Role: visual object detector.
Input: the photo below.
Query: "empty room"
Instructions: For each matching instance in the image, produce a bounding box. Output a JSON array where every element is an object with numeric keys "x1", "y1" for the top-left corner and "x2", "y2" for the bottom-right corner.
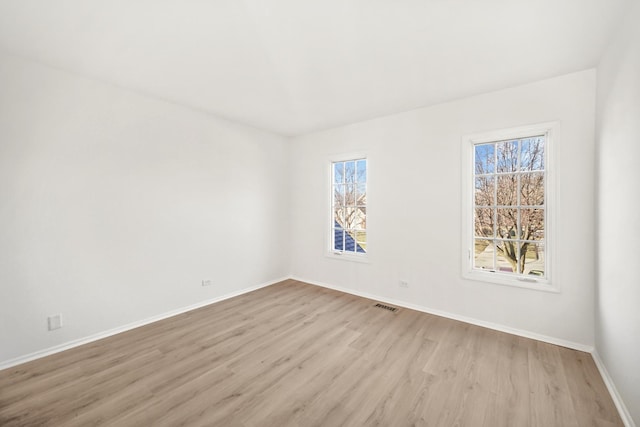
[{"x1": 0, "y1": 0, "x2": 638, "y2": 426}]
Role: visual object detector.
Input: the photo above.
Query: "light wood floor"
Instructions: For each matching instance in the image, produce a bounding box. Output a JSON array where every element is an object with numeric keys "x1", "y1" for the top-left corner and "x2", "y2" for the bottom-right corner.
[{"x1": 0, "y1": 279, "x2": 623, "y2": 426}]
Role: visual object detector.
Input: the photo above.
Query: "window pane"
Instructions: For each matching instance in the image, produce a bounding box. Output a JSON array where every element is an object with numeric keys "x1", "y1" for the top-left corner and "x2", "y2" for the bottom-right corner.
[
  {"x1": 520, "y1": 208, "x2": 544, "y2": 241},
  {"x1": 497, "y1": 140, "x2": 518, "y2": 172},
  {"x1": 343, "y1": 230, "x2": 358, "y2": 252},
  {"x1": 342, "y1": 207, "x2": 356, "y2": 229},
  {"x1": 356, "y1": 159, "x2": 367, "y2": 183},
  {"x1": 496, "y1": 174, "x2": 518, "y2": 206},
  {"x1": 521, "y1": 137, "x2": 544, "y2": 171},
  {"x1": 496, "y1": 240, "x2": 518, "y2": 273},
  {"x1": 333, "y1": 185, "x2": 345, "y2": 207},
  {"x1": 334, "y1": 162, "x2": 345, "y2": 184},
  {"x1": 351, "y1": 207, "x2": 366, "y2": 230},
  {"x1": 520, "y1": 173, "x2": 544, "y2": 206},
  {"x1": 345, "y1": 184, "x2": 356, "y2": 206},
  {"x1": 474, "y1": 176, "x2": 494, "y2": 206},
  {"x1": 521, "y1": 241, "x2": 545, "y2": 276},
  {"x1": 334, "y1": 207, "x2": 344, "y2": 227},
  {"x1": 475, "y1": 144, "x2": 495, "y2": 174},
  {"x1": 345, "y1": 161, "x2": 356, "y2": 183},
  {"x1": 474, "y1": 208, "x2": 494, "y2": 238},
  {"x1": 497, "y1": 208, "x2": 518, "y2": 239},
  {"x1": 354, "y1": 230, "x2": 367, "y2": 253},
  {"x1": 356, "y1": 182, "x2": 367, "y2": 206},
  {"x1": 474, "y1": 239, "x2": 494, "y2": 270},
  {"x1": 333, "y1": 228, "x2": 345, "y2": 251}
]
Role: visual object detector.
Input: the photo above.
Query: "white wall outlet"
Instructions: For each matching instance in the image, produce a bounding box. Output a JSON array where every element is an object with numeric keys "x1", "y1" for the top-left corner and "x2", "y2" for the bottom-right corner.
[
  {"x1": 202, "y1": 280, "x2": 213, "y2": 287},
  {"x1": 48, "y1": 314, "x2": 63, "y2": 331},
  {"x1": 399, "y1": 280, "x2": 409, "y2": 288}
]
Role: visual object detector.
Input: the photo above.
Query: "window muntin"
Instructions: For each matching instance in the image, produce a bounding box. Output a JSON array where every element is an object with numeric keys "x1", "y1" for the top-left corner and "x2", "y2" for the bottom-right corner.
[
  {"x1": 472, "y1": 135, "x2": 546, "y2": 278},
  {"x1": 332, "y1": 158, "x2": 367, "y2": 254}
]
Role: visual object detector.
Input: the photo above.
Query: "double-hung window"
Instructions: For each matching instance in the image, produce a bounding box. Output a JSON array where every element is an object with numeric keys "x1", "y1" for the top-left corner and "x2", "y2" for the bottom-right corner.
[
  {"x1": 331, "y1": 158, "x2": 367, "y2": 258},
  {"x1": 462, "y1": 123, "x2": 556, "y2": 291}
]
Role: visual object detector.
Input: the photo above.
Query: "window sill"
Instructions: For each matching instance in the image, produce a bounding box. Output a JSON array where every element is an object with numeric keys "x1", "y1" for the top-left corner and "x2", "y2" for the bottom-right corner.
[
  {"x1": 325, "y1": 251, "x2": 371, "y2": 264},
  {"x1": 462, "y1": 270, "x2": 559, "y2": 293}
]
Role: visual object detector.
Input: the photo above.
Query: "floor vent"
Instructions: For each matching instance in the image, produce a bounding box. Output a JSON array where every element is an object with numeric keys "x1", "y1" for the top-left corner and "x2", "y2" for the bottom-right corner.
[{"x1": 374, "y1": 303, "x2": 398, "y2": 312}]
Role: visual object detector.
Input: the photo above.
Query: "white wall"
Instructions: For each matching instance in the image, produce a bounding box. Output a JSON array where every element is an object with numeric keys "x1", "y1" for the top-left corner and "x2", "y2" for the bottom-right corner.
[
  {"x1": 0, "y1": 53, "x2": 290, "y2": 365},
  {"x1": 290, "y1": 70, "x2": 597, "y2": 347},
  {"x1": 596, "y1": 0, "x2": 640, "y2": 424}
]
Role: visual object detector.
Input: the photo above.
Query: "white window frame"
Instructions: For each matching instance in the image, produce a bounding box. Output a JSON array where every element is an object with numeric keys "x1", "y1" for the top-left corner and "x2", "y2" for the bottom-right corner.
[
  {"x1": 326, "y1": 153, "x2": 370, "y2": 263},
  {"x1": 461, "y1": 122, "x2": 558, "y2": 292}
]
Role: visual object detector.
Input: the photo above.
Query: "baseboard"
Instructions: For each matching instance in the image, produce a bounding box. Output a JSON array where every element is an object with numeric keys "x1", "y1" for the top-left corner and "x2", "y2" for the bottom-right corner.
[
  {"x1": 0, "y1": 276, "x2": 289, "y2": 371},
  {"x1": 290, "y1": 275, "x2": 594, "y2": 353},
  {"x1": 591, "y1": 350, "x2": 636, "y2": 427}
]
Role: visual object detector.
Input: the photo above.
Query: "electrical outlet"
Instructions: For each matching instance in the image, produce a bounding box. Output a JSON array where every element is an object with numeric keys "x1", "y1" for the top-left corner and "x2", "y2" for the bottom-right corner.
[
  {"x1": 202, "y1": 280, "x2": 213, "y2": 287},
  {"x1": 399, "y1": 280, "x2": 409, "y2": 288},
  {"x1": 48, "y1": 314, "x2": 62, "y2": 331}
]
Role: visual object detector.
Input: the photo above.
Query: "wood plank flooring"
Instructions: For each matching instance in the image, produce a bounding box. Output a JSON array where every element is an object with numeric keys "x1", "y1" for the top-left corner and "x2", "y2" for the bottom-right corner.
[{"x1": 0, "y1": 279, "x2": 623, "y2": 426}]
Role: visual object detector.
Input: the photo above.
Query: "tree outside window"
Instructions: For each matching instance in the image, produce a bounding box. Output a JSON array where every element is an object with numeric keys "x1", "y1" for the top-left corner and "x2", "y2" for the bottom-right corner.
[
  {"x1": 332, "y1": 159, "x2": 367, "y2": 254},
  {"x1": 473, "y1": 136, "x2": 546, "y2": 277}
]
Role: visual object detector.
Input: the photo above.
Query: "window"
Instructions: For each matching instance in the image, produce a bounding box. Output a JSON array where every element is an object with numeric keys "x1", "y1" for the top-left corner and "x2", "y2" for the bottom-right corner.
[
  {"x1": 331, "y1": 158, "x2": 367, "y2": 257},
  {"x1": 462, "y1": 123, "x2": 556, "y2": 290}
]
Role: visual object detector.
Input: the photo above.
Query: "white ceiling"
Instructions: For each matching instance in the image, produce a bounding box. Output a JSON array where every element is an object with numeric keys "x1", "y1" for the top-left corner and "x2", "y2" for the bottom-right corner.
[{"x1": 0, "y1": 0, "x2": 630, "y2": 136}]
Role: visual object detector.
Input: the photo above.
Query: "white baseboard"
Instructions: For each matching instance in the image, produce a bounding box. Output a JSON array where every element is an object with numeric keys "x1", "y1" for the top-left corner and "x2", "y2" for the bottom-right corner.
[
  {"x1": 591, "y1": 351, "x2": 636, "y2": 427},
  {"x1": 0, "y1": 276, "x2": 289, "y2": 371},
  {"x1": 290, "y1": 275, "x2": 594, "y2": 353}
]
